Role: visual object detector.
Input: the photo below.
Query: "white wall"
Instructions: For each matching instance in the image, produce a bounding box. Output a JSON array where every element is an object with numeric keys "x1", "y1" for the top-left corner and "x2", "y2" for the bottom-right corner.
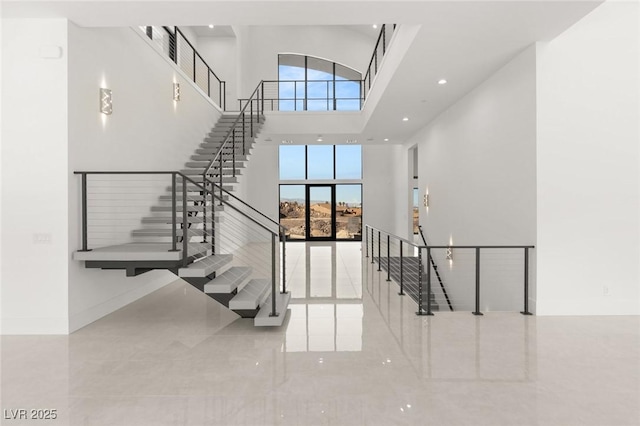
[
  {"x1": 66, "y1": 24, "x2": 222, "y2": 332},
  {"x1": 237, "y1": 26, "x2": 375, "y2": 97},
  {"x1": 1, "y1": 19, "x2": 70, "y2": 334},
  {"x1": 1, "y1": 21, "x2": 221, "y2": 334},
  {"x1": 536, "y1": 1, "x2": 639, "y2": 315},
  {"x1": 407, "y1": 46, "x2": 538, "y2": 312},
  {"x1": 197, "y1": 36, "x2": 238, "y2": 110}
]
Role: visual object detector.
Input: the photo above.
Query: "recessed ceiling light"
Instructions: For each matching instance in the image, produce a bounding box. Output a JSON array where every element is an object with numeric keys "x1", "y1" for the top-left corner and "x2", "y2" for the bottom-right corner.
[
  {"x1": 402, "y1": 117, "x2": 409, "y2": 122},
  {"x1": 438, "y1": 79, "x2": 448, "y2": 85},
  {"x1": 346, "y1": 139, "x2": 358, "y2": 144},
  {"x1": 281, "y1": 140, "x2": 293, "y2": 144},
  {"x1": 384, "y1": 138, "x2": 389, "y2": 142},
  {"x1": 373, "y1": 24, "x2": 378, "y2": 29},
  {"x1": 317, "y1": 138, "x2": 323, "y2": 142},
  {"x1": 208, "y1": 24, "x2": 214, "y2": 29}
]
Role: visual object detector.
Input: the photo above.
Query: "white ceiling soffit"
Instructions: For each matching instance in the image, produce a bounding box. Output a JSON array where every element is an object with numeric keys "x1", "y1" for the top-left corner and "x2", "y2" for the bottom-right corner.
[{"x1": 0, "y1": 1, "x2": 602, "y2": 27}]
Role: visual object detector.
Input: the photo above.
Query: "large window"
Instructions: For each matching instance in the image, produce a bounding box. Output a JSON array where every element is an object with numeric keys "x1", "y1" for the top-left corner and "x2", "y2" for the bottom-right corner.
[
  {"x1": 278, "y1": 54, "x2": 362, "y2": 111},
  {"x1": 279, "y1": 145, "x2": 362, "y2": 181},
  {"x1": 279, "y1": 145, "x2": 362, "y2": 240}
]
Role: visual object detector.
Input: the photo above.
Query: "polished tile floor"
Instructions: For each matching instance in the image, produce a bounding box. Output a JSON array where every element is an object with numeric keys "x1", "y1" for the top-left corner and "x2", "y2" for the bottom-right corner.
[{"x1": 2, "y1": 242, "x2": 639, "y2": 425}]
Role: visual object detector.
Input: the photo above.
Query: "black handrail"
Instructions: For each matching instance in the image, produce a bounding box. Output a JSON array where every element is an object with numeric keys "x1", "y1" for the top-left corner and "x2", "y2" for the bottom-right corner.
[
  {"x1": 203, "y1": 81, "x2": 263, "y2": 211},
  {"x1": 205, "y1": 177, "x2": 284, "y2": 233},
  {"x1": 365, "y1": 224, "x2": 534, "y2": 316},
  {"x1": 418, "y1": 225, "x2": 453, "y2": 312}
]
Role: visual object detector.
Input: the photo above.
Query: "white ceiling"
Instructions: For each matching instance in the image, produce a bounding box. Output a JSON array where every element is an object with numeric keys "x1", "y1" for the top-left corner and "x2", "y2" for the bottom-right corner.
[
  {"x1": 191, "y1": 25, "x2": 236, "y2": 38},
  {"x1": 3, "y1": 0, "x2": 602, "y2": 145}
]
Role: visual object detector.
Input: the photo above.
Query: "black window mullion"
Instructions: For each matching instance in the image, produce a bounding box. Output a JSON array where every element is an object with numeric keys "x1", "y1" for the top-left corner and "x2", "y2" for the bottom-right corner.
[{"x1": 305, "y1": 145, "x2": 308, "y2": 180}]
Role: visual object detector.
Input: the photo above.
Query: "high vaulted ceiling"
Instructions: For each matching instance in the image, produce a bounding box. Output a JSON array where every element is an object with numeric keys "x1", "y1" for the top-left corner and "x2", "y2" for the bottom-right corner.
[{"x1": 3, "y1": 0, "x2": 603, "y2": 145}]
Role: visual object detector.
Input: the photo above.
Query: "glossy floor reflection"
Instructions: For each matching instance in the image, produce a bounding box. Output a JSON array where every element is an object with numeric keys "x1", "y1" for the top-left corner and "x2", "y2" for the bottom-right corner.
[{"x1": 2, "y1": 242, "x2": 639, "y2": 425}]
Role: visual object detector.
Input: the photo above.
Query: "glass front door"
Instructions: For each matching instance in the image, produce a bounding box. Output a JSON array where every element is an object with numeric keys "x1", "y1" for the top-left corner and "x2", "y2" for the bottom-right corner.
[
  {"x1": 307, "y1": 185, "x2": 335, "y2": 239},
  {"x1": 280, "y1": 184, "x2": 362, "y2": 241}
]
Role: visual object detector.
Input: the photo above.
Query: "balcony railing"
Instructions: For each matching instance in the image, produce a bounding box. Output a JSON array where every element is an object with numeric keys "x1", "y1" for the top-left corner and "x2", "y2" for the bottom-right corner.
[{"x1": 140, "y1": 26, "x2": 226, "y2": 110}]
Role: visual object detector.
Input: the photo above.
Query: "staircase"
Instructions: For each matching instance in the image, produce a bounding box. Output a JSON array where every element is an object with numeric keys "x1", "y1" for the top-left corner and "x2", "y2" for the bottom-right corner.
[{"x1": 74, "y1": 84, "x2": 291, "y2": 327}]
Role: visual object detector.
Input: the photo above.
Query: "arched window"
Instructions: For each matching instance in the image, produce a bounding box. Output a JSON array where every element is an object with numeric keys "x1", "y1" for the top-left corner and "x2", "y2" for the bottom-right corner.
[{"x1": 277, "y1": 54, "x2": 363, "y2": 111}]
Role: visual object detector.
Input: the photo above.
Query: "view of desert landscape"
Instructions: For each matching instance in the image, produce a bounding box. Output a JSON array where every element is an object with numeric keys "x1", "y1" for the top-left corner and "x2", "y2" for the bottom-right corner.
[{"x1": 280, "y1": 200, "x2": 362, "y2": 240}]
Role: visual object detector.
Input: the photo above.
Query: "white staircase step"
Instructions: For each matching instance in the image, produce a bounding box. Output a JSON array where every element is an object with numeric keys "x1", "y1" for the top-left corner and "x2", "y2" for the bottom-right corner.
[
  {"x1": 151, "y1": 205, "x2": 224, "y2": 212},
  {"x1": 229, "y1": 279, "x2": 271, "y2": 310},
  {"x1": 204, "y1": 266, "x2": 252, "y2": 294},
  {"x1": 73, "y1": 242, "x2": 208, "y2": 262},
  {"x1": 165, "y1": 184, "x2": 234, "y2": 192},
  {"x1": 178, "y1": 254, "x2": 233, "y2": 278},
  {"x1": 132, "y1": 228, "x2": 205, "y2": 237},
  {"x1": 142, "y1": 216, "x2": 204, "y2": 224},
  {"x1": 255, "y1": 292, "x2": 291, "y2": 327}
]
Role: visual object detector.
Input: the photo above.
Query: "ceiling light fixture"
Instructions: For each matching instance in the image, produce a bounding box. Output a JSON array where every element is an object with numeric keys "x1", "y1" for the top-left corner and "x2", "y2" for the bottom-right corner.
[
  {"x1": 402, "y1": 117, "x2": 409, "y2": 122},
  {"x1": 317, "y1": 138, "x2": 323, "y2": 142},
  {"x1": 438, "y1": 79, "x2": 448, "y2": 85},
  {"x1": 208, "y1": 24, "x2": 214, "y2": 29},
  {"x1": 384, "y1": 138, "x2": 389, "y2": 142},
  {"x1": 373, "y1": 24, "x2": 378, "y2": 29}
]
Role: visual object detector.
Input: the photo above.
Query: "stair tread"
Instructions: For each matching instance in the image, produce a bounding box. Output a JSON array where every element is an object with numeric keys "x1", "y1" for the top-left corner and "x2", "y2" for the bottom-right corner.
[
  {"x1": 229, "y1": 279, "x2": 272, "y2": 310},
  {"x1": 255, "y1": 292, "x2": 291, "y2": 326},
  {"x1": 178, "y1": 254, "x2": 233, "y2": 278},
  {"x1": 204, "y1": 266, "x2": 253, "y2": 294},
  {"x1": 132, "y1": 228, "x2": 205, "y2": 237}
]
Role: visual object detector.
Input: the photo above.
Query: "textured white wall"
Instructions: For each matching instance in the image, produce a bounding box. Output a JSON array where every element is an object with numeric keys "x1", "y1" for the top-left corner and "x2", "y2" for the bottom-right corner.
[
  {"x1": 197, "y1": 36, "x2": 238, "y2": 110},
  {"x1": 237, "y1": 25, "x2": 375, "y2": 97},
  {"x1": 536, "y1": 1, "x2": 640, "y2": 315},
  {"x1": 66, "y1": 25, "x2": 222, "y2": 332},
  {"x1": 407, "y1": 46, "x2": 538, "y2": 312},
  {"x1": 1, "y1": 19, "x2": 70, "y2": 334}
]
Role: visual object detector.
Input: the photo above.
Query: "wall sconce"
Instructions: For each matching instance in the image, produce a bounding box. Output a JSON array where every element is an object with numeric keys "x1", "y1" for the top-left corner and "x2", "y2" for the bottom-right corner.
[
  {"x1": 446, "y1": 246, "x2": 453, "y2": 261},
  {"x1": 99, "y1": 88, "x2": 112, "y2": 115},
  {"x1": 173, "y1": 83, "x2": 181, "y2": 101},
  {"x1": 423, "y1": 193, "x2": 429, "y2": 207}
]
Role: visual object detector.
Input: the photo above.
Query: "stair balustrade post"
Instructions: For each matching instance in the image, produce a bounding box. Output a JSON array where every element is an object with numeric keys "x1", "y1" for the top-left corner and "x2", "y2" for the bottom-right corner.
[
  {"x1": 202, "y1": 177, "x2": 207, "y2": 243},
  {"x1": 192, "y1": 48, "x2": 196, "y2": 83},
  {"x1": 219, "y1": 153, "x2": 223, "y2": 206},
  {"x1": 399, "y1": 241, "x2": 404, "y2": 295},
  {"x1": 80, "y1": 173, "x2": 91, "y2": 252},
  {"x1": 232, "y1": 131, "x2": 236, "y2": 177},
  {"x1": 386, "y1": 235, "x2": 391, "y2": 282},
  {"x1": 250, "y1": 100, "x2": 254, "y2": 138},
  {"x1": 170, "y1": 173, "x2": 178, "y2": 251},
  {"x1": 242, "y1": 113, "x2": 246, "y2": 156},
  {"x1": 281, "y1": 228, "x2": 286, "y2": 294},
  {"x1": 210, "y1": 183, "x2": 215, "y2": 255},
  {"x1": 521, "y1": 247, "x2": 533, "y2": 315},
  {"x1": 261, "y1": 81, "x2": 265, "y2": 113},
  {"x1": 416, "y1": 247, "x2": 424, "y2": 315},
  {"x1": 382, "y1": 24, "x2": 386, "y2": 55},
  {"x1": 370, "y1": 227, "x2": 375, "y2": 264},
  {"x1": 425, "y1": 247, "x2": 434, "y2": 315},
  {"x1": 270, "y1": 233, "x2": 279, "y2": 317},
  {"x1": 365, "y1": 225, "x2": 369, "y2": 258},
  {"x1": 377, "y1": 231, "x2": 382, "y2": 271},
  {"x1": 182, "y1": 177, "x2": 188, "y2": 267},
  {"x1": 473, "y1": 247, "x2": 483, "y2": 316}
]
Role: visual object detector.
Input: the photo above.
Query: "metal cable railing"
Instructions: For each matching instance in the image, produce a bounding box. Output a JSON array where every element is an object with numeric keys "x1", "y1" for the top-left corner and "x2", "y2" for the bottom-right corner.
[
  {"x1": 75, "y1": 171, "x2": 287, "y2": 317},
  {"x1": 365, "y1": 224, "x2": 534, "y2": 316},
  {"x1": 240, "y1": 80, "x2": 364, "y2": 112},
  {"x1": 238, "y1": 24, "x2": 396, "y2": 112},
  {"x1": 139, "y1": 26, "x2": 226, "y2": 110}
]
